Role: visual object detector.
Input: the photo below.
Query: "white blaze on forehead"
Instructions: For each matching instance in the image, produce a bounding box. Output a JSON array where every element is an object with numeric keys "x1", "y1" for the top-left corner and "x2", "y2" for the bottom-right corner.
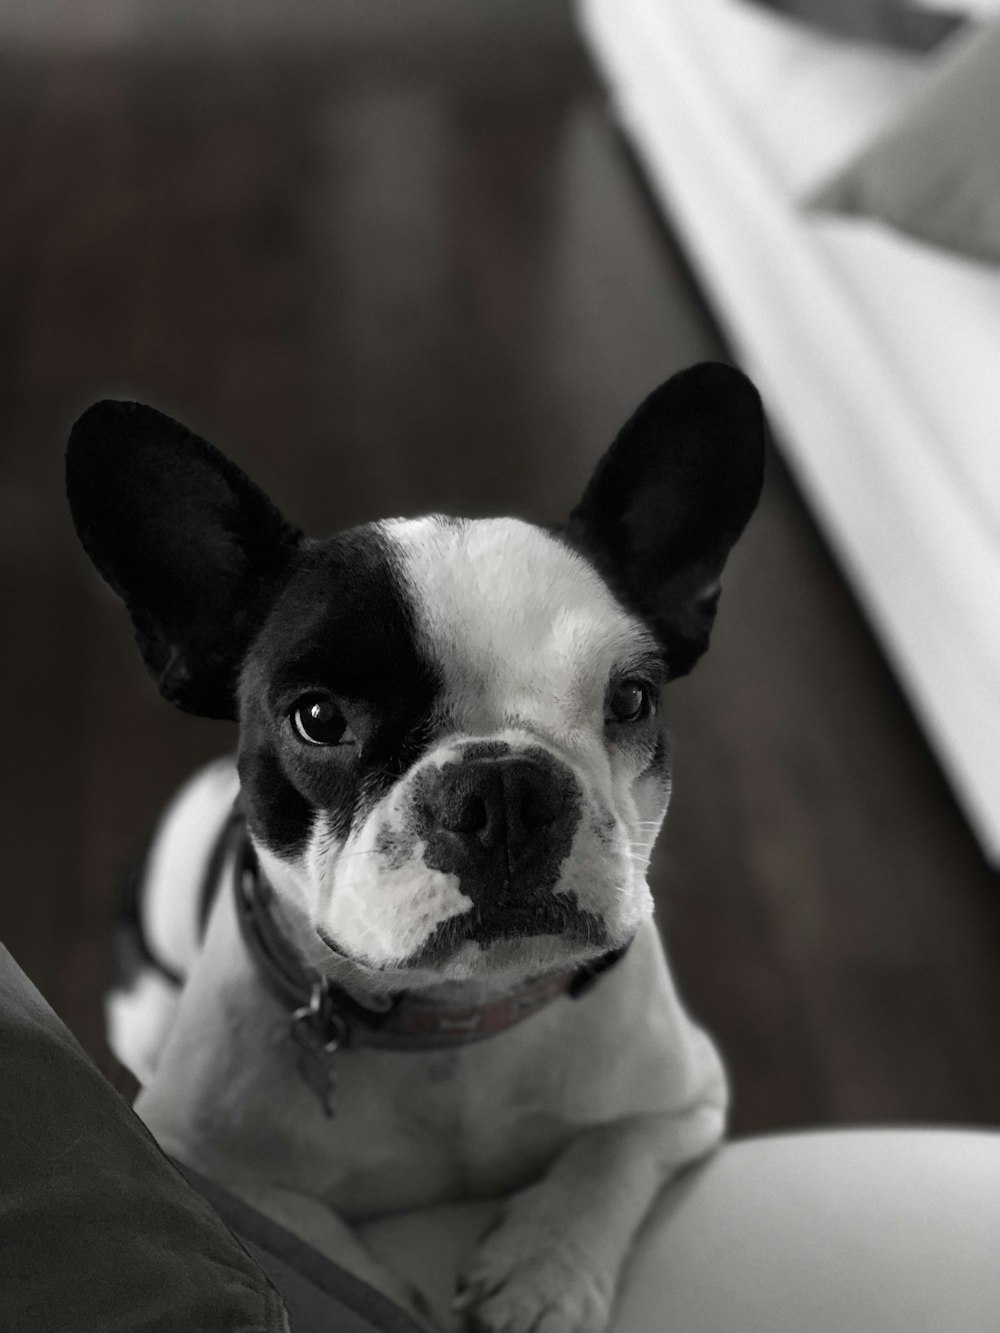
[{"x1": 384, "y1": 517, "x2": 654, "y2": 734}]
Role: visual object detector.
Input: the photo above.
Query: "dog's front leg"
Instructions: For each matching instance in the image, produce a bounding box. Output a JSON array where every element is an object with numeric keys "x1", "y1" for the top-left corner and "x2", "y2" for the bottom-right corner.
[{"x1": 455, "y1": 1105, "x2": 724, "y2": 1333}]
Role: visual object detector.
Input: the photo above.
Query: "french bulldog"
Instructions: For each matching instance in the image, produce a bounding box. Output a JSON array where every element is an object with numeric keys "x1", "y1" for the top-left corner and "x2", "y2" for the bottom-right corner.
[{"x1": 66, "y1": 361, "x2": 764, "y2": 1332}]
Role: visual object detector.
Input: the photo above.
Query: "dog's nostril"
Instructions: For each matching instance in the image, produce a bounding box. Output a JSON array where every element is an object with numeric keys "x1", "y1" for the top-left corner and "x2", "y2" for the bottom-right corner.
[
  {"x1": 426, "y1": 754, "x2": 572, "y2": 848},
  {"x1": 441, "y1": 793, "x2": 488, "y2": 834}
]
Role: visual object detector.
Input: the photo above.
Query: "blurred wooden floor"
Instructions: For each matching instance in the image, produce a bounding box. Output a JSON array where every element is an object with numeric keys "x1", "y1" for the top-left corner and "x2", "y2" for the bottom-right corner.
[{"x1": 1, "y1": 11, "x2": 998, "y2": 1136}]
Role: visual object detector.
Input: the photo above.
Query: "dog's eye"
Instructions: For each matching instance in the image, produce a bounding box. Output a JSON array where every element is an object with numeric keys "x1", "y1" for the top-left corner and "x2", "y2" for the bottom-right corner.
[
  {"x1": 607, "y1": 679, "x2": 650, "y2": 724},
  {"x1": 291, "y1": 697, "x2": 355, "y2": 747}
]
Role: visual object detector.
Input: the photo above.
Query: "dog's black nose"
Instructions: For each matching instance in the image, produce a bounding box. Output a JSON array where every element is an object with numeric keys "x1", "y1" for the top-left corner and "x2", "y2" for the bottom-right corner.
[{"x1": 432, "y1": 755, "x2": 568, "y2": 849}]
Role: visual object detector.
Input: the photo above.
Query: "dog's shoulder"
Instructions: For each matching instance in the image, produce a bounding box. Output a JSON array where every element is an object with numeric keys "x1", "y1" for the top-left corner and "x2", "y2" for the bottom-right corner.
[{"x1": 477, "y1": 918, "x2": 725, "y2": 1121}]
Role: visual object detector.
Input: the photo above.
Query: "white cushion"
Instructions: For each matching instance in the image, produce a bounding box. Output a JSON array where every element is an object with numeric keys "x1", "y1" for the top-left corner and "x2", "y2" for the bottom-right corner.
[
  {"x1": 578, "y1": 0, "x2": 1000, "y2": 860},
  {"x1": 361, "y1": 1130, "x2": 1000, "y2": 1331}
]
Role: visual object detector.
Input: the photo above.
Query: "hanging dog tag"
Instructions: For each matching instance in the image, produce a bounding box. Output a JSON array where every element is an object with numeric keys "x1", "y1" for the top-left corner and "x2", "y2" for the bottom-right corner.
[{"x1": 291, "y1": 983, "x2": 347, "y2": 1118}]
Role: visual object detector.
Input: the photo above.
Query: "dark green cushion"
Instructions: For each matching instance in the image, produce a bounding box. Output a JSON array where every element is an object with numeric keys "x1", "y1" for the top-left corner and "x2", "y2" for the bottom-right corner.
[{"x1": 0, "y1": 943, "x2": 287, "y2": 1333}]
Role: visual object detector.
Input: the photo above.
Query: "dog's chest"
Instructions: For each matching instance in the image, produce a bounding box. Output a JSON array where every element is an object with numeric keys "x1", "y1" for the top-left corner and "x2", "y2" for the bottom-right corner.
[
  {"x1": 148, "y1": 1016, "x2": 592, "y2": 1220},
  {"x1": 137, "y1": 899, "x2": 598, "y2": 1219},
  {"x1": 288, "y1": 1037, "x2": 583, "y2": 1218},
  {"x1": 137, "y1": 881, "x2": 714, "y2": 1222}
]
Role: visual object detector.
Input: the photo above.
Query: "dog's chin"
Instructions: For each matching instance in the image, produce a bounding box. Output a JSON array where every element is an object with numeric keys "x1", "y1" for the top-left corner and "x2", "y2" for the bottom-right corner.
[{"x1": 316, "y1": 919, "x2": 631, "y2": 995}]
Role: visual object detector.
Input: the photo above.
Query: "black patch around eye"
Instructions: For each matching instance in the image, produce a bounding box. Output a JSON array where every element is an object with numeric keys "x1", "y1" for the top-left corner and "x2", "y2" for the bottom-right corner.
[
  {"x1": 237, "y1": 523, "x2": 442, "y2": 851},
  {"x1": 239, "y1": 747, "x2": 316, "y2": 857}
]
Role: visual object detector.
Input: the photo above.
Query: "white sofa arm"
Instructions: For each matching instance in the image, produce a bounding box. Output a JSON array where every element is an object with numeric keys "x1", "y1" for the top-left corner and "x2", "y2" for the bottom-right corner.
[{"x1": 361, "y1": 1130, "x2": 1000, "y2": 1332}]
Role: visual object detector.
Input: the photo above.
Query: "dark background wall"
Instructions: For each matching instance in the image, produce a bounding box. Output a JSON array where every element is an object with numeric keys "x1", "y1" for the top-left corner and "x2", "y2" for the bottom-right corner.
[{"x1": 1, "y1": 2, "x2": 998, "y2": 1133}]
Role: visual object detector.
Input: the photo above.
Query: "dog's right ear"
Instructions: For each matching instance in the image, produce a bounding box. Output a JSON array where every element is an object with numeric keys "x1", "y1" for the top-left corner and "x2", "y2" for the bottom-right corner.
[
  {"x1": 565, "y1": 363, "x2": 765, "y2": 679},
  {"x1": 67, "y1": 401, "x2": 302, "y2": 719}
]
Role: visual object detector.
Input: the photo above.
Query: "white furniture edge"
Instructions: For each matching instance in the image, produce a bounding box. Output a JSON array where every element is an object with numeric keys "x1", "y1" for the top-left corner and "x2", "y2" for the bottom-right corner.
[
  {"x1": 577, "y1": 0, "x2": 1000, "y2": 863},
  {"x1": 362, "y1": 1129, "x2": 1000, "y2": 1331}
]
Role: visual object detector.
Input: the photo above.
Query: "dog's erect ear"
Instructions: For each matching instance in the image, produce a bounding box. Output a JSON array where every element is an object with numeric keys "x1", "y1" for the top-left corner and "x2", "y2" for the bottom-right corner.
[
  {"x1": 566, "y1": 363, "x2": 765, "y2": 679},
  {"x1": 67, "y1": 401, "x2": 302, "y2": 718}
]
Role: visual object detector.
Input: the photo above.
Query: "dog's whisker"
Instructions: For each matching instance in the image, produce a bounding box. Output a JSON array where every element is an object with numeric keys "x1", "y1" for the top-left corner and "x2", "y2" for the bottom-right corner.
[{"x1": 331, "y1": 848, "x2": 381, "y2": 863}]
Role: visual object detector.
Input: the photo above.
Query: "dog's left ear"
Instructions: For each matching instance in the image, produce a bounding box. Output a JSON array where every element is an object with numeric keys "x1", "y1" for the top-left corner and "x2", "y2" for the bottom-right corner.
[
  {"x1": 566, "y1": 362, "x2": 765, "y2": 679},
  {"x1": 66, "y1": 400, "x2": 302, "y2": 718}
]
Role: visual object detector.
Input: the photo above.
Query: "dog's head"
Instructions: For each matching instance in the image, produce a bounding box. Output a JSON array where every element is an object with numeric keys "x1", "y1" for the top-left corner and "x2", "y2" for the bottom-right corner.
[{"x1": 67, "y1": 364, "x2": 764, "y2": 989}]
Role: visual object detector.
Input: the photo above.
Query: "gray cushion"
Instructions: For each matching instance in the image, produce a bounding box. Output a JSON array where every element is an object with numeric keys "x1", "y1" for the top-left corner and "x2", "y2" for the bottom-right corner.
[
  {"x1": 808, "y1": 22, "x2": 1000, "y2": 263},
  {"x1": 0, "y1": 942, "x2": 287, "y2": 1333}
]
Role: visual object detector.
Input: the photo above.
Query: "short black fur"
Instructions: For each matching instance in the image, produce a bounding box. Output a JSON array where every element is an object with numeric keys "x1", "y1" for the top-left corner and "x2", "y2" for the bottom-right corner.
[
  {"x1": 237, "y1": 526, "x2": 441, "y2": 858},
  {"x1": 66, "y1": 401, "x2": 302, "y2": 718},
  {"x1": 565, "y1": 362, "x2": 765, "y2": 678}
]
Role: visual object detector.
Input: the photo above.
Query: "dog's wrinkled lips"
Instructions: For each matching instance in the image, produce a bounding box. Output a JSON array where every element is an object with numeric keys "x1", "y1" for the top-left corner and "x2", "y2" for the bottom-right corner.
[{"x1": 412, "y1": 895, "x2": 609, "y2": 963}]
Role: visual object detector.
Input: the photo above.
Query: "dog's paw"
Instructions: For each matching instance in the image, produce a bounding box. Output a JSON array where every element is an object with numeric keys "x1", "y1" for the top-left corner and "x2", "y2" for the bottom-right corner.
[{"x1": 454, "y1": 1215, "x2": 613, "y2": 1333}]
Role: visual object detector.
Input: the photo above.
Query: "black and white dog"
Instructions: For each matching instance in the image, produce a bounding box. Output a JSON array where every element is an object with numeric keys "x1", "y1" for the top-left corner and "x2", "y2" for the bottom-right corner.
[{"x1": 67, "y1": 362, "x2": 764, "y2": 1332}]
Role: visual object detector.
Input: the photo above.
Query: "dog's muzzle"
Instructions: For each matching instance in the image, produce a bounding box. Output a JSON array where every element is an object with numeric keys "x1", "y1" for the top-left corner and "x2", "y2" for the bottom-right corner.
[{"x1": 412, "y1": 743, "x2": 587, "y2": 942}]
